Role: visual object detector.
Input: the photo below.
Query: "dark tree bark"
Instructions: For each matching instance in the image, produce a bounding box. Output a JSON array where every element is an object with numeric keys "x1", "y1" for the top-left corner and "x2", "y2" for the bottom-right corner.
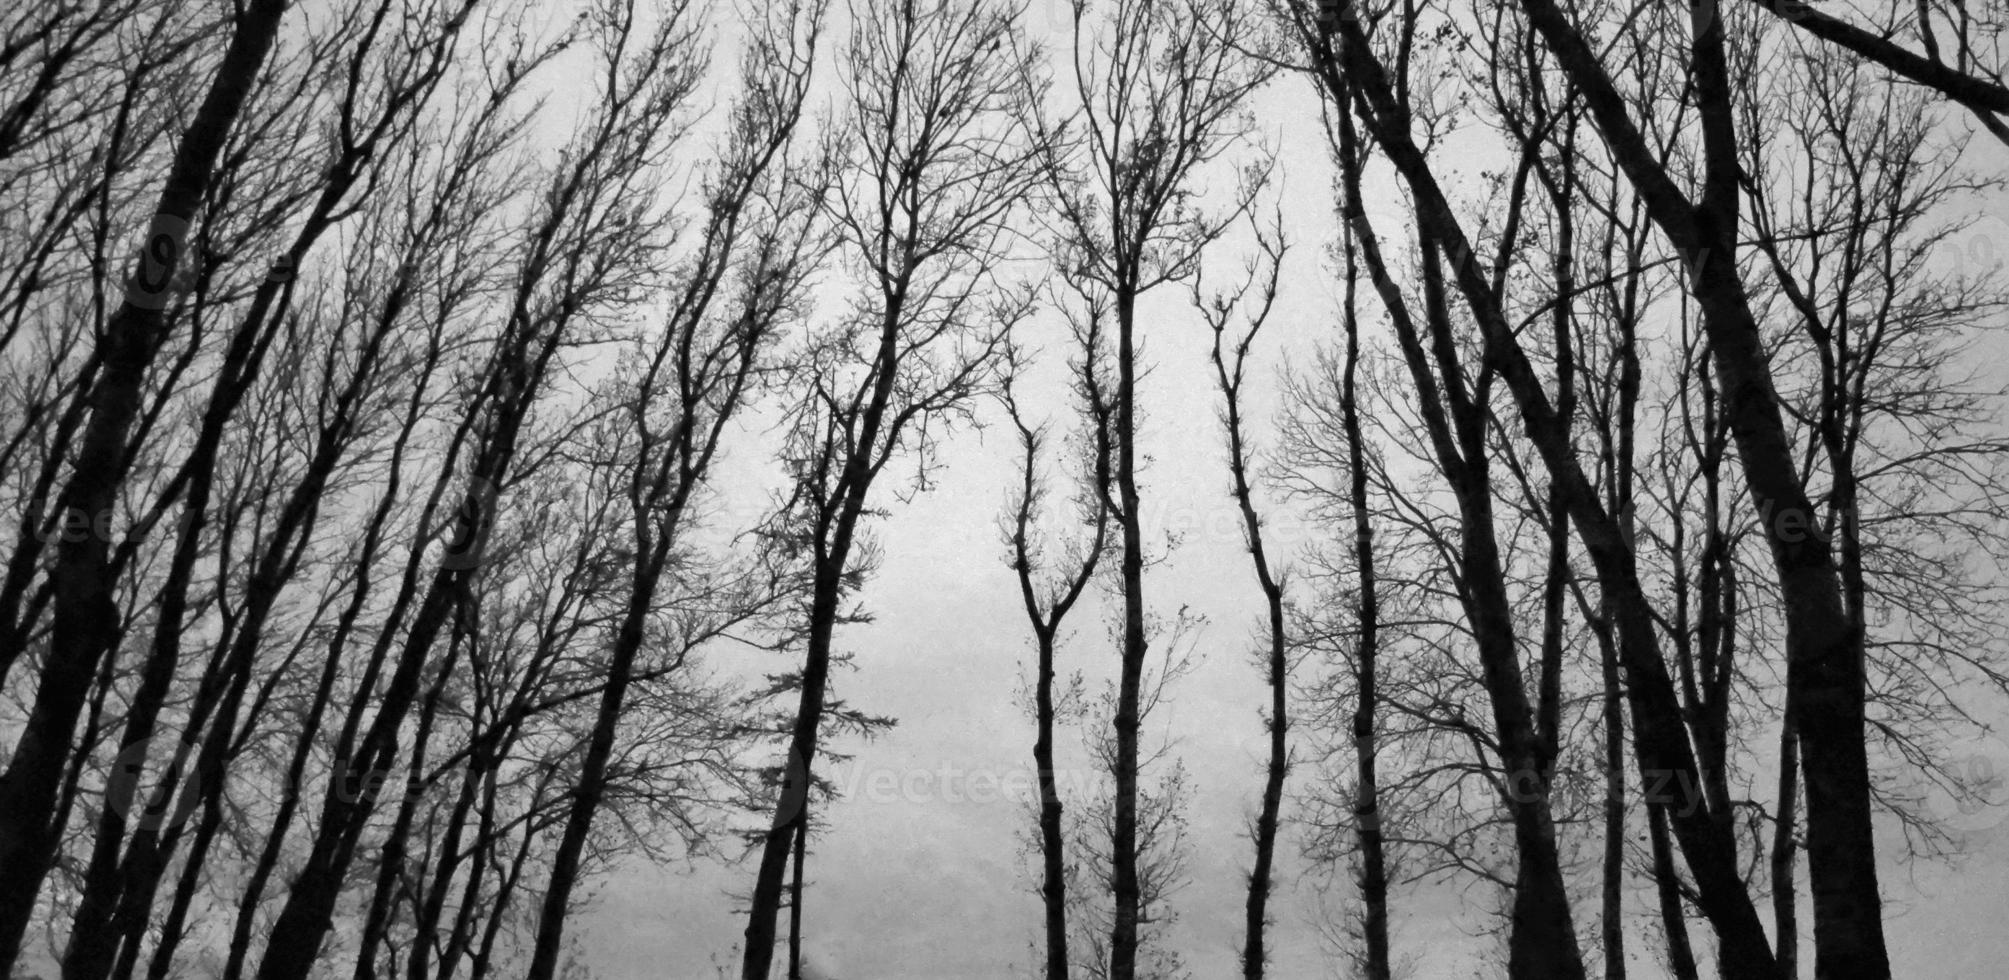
[
  {"x1": 1742, "y1": 0, "x2": 2009, "y2": 129},
  {"x1": 1648, "y1": 801, "x2": 1702, "y2": 980},
  {"x1": 787, "y1": 814, "x2": 807, "y2": 980},
  {"x1": 1773, "y1": 716, "x2": 1801, "y2": 980},
  {"x1": 1334, "y1": 177, "x2": 1391, "y2": 980}
]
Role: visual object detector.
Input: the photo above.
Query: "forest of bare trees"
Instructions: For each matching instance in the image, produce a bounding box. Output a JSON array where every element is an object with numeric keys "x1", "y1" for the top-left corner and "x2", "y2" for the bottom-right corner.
[{"x1": 1, "y1": 0, "x2": 2006, "y2": 977}]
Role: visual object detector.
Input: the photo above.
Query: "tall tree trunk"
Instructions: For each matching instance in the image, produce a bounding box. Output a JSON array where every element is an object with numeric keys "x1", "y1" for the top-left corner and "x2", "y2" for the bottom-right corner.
[
  {"x1": 524, "y1": 553, "x2": 670, "y2": 980},
  {"x1": 741, "y1": 4, "x2": 1031, "y2": 968},
  {"x1": 1108, "y1": 285, "x2": 1146, "y2": 980},
  {"x1": 1648, "y1": 801, "x2": 1701, "y2": 980},
  {"x1": 744, "y1": 579, "x2": 839, "y2": 979},
  {"x1": 71, "y1": 171, "x2": 399, "y2": 980},
  {"x1": 1202, "y1": 218, "x2": 1291, "y2": 980},
  {"x1": 1240, "y1": 575, "x2": 1288, "y2": 980},
  {"x1": 352, "y1": 620, "x2": 470, "y2": 980},
  {"x1": 254, "y1": 484, "x2": 497, "y2": 980},
  {"x1": 1600, "y1": 194, "x2": 1635, "y2": 980},
  {"x1": 788, "y1": 814, "x2": 807, "y2": 980},
  {"x1": 526, "y1": 12, "x2": 809, "y2": 960},
  {"x1": 223, "y1": 355, "x2": 439, "y2": 980},
  {"x1": 1773, "y1": 717, "x2": 1800, "y2": 980},
  {"x1": 1336, "y1": 208, "x2": 1390, "y2": 980},
  {"x1": 1599, "y1": 603, "x2": 1627, "y2": 980},
  {"x1": 256, "y1": 322, "x2": 549, "y2": 976},
  {"x1": 1004, "y1": 362, "x2": 1106, "y2": 980},
  {"x1": 1033, "y1": 623, "x2": 1070, "y2": 980},
  {"x1": 253, "y1": 14, "x2": 685, "y2": 955},
  {"x1": 745, "y1": 310, "x2": 906, "y2": 976}
]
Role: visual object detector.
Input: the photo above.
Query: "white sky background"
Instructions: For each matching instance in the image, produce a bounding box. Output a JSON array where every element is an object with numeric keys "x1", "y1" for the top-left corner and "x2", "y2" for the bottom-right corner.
[{"x1": 510, "y1": 1, "x2": 2009, "y2": 977}]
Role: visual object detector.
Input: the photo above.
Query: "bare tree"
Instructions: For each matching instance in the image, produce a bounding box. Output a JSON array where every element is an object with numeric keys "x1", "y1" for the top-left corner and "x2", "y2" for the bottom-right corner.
[
  {"x1": 521, "y1": 4, "x2": 828, "y2": 976},
  {"x1": 738, "y1": 0, "x2": 1045, "y2": 974},
  {"x1": 249, "y1": 3, "x2": 709, "y2": 973},
  {"x1": 1497, "y1": 1, "x2": 1992, "y2": 970},
  {"x1": 1287, "y1": 8, "x2": 1592, "y2": 974},
  {"x1": 1279, "y1": 181, "x2": 1393, "y2": 979},
  {"x1": 1032, "y1": 1, "x2": 1268, "y2": 975},
  {"x1": 0, "y1": 0, "x2": 293, "y2": 966},
  {"x1": 1063, "y1": 630, "x2": 1199, "y2": 980},
  {"x1": 46, "y1": 7, "x2": 491, "y2": 976},
  {"x1": 1189, "y1": 212, "x2": 1297, "y2": 980},
  {"x1": 1001, "y1": 308, "x2": 1114, "y2": 980}
]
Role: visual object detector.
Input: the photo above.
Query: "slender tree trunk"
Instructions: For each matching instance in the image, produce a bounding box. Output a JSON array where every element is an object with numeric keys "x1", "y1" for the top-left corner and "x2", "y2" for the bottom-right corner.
[
  {"x1": 256, "y1": 66, "x2": 641, "y2": 965},
  {"x1": 403, "y1": 731, "x2": 485, "y2": 980},
  {"x1": 743, "y1": 4, "x2": 1029, "y2": 966},
  {"x1": 254, "y1": 352, "x2": 538, "y2": 975},
  {"x1": 1109, "y1": 286, "x2": 1146, "y2": 980},
  {"x1": 468, "y1": 778, "x2": 543, "y2": 980},
  {"x1": 788, "y1": 813, "x2": 806, "y2": 980},
  {"x1": 526, "y1": 15, "x2": 806, "y2": 959},
  {"x1": 742, "y1": 324, "x2": 901, "y2": 978},
  {"x1": 134, "y1": 775, "x2": 225, "y2": 980},
  {"x1": 255, "y1": 544, "x2": 471, "y2": 978},
  {"x1": 1336, "y1": 210, "x2": 1390, "y2": 980},
  {"x1": 71, "y1": 210, "x2": 381, "y2": 980},
  {"x1": 1599, "y1": 606, "x2": 1627, "y2": 980},
  {"x1": 1205, "y1": 225, "x2": 1291, "y2": 980},
  {"x1": 431, "y1": 754, "x2": 502, "y2": 980},
  {"x1": 1034, "y1": 626, "x2": 1070, "y2": 980},
  {"x1": 744, "y1": 577, "x2": 840, "y2": 980},
  {"x1": 1241, "y1": 601, "x2": 1289, "y2": 980},
  {"x1": 1648, "y1": 801, "x2": 1701, "y2": 980},
  {"x1": 116, "y1": 588, "x2": 328, "y2": 976},
  {"x1": 746, "y1": 377, "x2": 899, "y2": 977},
  {"x1": 1601, "y1": 198, "x2": 1634, "y2": 980},
  {"x1": 1773, "y1": 717, "x2": 1800, "y2": 980},
  {"x1": 353, "y1": 620, "x2": 471, "y2": 979},
  {"x1": 63, "y1": 14, "x2": 444, "y2": 945},
  {"x1": 1005, "y1": 369, "x2": 1104, "y2": 980},
  {"x1": 223, "y1": 365, "x2": 434, "y2": 979},
  {"x1": 1429, "y1": 243, "x2": 1583, "y2": 980},
  {"x1": 524, "y1": 553, "x2": 669, "y2": 980}
]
